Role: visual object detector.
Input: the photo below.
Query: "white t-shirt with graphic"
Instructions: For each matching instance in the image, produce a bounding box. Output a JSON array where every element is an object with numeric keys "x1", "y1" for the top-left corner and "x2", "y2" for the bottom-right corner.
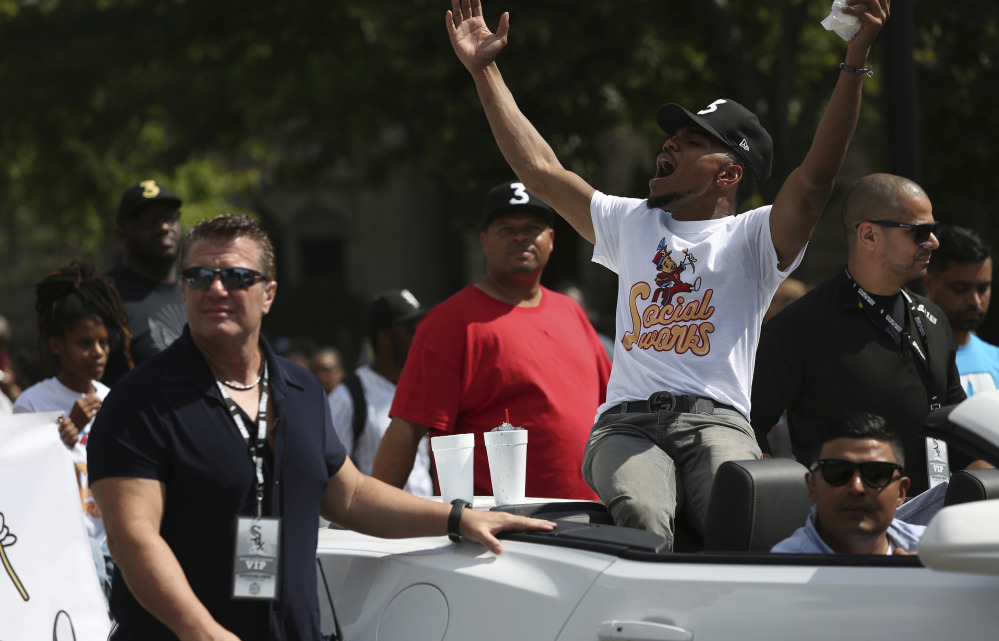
[
  {"x1": 591, "y1": 191, "x2": 803, "y2": 419},
  {"x1": 13, "y1": 376, "x2": 110, "y2": 542}
]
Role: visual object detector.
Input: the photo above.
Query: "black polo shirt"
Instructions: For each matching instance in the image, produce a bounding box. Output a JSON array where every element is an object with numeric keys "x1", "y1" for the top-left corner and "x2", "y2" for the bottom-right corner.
[
  {"x1": 89, "y1": 326, "x2": 347, "y2": 640},
  {"x1": 751, "y1": 267, "x2": 967, "y2": 494}
]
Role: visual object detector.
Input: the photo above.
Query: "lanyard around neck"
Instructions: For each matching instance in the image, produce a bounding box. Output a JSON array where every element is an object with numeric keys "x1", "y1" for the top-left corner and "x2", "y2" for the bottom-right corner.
[
  {"x1": 844, "y1": 266, "x2": 930, "y2": 361},
  {"x1": 215, "y1": 361, "x2": 270, "y2": 518},
  {"x1": 844, "y1": 266, "x2": 939, "y2": 409}
]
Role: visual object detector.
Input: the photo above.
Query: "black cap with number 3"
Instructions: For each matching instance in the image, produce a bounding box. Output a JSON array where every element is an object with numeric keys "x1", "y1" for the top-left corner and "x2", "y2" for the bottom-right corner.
[
  {"x1": 116, "y1": 180, "x2": 182, "y2": 226},
  {"x1": 481, "y1": 181, "x2": 556, "y2": 231}
]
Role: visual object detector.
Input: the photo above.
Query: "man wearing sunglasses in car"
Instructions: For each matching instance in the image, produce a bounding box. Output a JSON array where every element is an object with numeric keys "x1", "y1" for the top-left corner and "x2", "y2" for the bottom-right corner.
[
  {"x1": 772, "y1": 412, "x2": 924, "y2": 555},
  {"x1": 752, "y1": 173, "x2": 970, "y2": 497},
  {"x1": 88, "y1": 214, "x2": 555, "y2": 641}
]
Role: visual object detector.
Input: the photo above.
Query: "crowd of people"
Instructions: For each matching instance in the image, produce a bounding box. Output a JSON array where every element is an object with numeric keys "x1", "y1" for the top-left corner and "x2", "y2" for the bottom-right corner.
[{"x1": 2, "y1": 0, "x2": 997, "y2": 638}]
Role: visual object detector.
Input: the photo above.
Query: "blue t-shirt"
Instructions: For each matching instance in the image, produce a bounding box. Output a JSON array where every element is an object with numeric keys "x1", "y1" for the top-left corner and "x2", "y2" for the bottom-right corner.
[{"x1": 956, "y1": 333, "x2": 999, "y2": 396}]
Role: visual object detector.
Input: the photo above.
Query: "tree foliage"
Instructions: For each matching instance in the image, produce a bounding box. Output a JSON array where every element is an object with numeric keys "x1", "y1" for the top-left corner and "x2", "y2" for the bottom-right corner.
[
  {"x1": 913, "y1": 0, "x2": 998, "y2": 231},
  {"x1": 0, "y1": 0, "x2": 995, "y2": 291}
]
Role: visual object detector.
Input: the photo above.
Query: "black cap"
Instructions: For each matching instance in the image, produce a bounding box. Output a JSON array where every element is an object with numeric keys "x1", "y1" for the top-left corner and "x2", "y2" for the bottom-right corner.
[
  {"x1": 656, "y1": 99, "x2": 773, "y2": 186},
  {"x1": 366, "y1": 288, "x2": 426, "y2": 335},
  {"x1": 481, "y1": 181, "x2": 555, "y2": 230},
  {"x1": 116, "y1": 180, "x2": 182, "y2": 226}
]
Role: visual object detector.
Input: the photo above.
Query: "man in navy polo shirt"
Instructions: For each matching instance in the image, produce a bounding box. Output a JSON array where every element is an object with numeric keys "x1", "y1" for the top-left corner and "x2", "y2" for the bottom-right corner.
[{"x1": 89, "y1": 214, "x2": 553, "y2": 640}]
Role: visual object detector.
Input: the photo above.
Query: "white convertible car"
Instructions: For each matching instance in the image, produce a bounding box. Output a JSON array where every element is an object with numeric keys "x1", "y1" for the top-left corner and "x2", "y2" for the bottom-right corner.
[{"x1": 316, "y1": 392, "x2": 999, "y2": 641}]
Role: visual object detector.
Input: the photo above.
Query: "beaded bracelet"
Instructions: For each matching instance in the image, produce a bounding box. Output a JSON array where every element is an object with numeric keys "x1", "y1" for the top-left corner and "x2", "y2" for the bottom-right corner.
[{"x1": 839, "y1": 62, "x2": 874, "y2": 78}]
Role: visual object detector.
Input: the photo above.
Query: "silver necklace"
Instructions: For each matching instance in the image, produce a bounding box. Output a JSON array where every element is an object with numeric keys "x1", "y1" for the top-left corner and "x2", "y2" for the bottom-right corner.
[{"x1": 217, "y1": 362, "x2": 264, "y2": 391}]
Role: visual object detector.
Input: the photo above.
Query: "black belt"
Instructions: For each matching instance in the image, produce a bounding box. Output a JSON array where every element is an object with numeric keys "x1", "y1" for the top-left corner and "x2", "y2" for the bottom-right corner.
[{"x1": 602, "y1": 391, "x2": 738, "y2": 417}]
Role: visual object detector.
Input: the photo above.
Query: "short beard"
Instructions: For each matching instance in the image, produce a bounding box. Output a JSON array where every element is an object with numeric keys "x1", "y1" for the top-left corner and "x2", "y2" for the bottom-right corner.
[
  {"x1": 647, "y1": 189, "x2": 695, "y2": 211},
  {"x1": 949, "y1": 312, "x2": 986, "y2": 333},
  {"x1": 142, "y1": 247, "x2": 179, "y2": 265},
  {"x1": 879, "y1": 253, "x2": 927, "y2": 292}
]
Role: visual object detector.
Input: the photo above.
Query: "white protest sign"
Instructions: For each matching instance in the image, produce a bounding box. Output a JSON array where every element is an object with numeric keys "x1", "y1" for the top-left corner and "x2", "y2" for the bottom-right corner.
[{"x1": 0, "y1": 411, "x2": 110, "y2": 640}]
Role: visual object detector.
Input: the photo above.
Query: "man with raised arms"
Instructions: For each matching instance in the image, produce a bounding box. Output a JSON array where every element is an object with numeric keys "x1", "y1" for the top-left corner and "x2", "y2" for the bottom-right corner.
[{"x1": 446, "y1": 0, "x2": 889, "y2": 549}]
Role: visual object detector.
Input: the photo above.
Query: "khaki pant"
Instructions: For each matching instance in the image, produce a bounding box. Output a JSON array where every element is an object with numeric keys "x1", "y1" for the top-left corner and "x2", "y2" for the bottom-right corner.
[{"x1": 582, "y1": 406, "x2": 761, "y2": 551}]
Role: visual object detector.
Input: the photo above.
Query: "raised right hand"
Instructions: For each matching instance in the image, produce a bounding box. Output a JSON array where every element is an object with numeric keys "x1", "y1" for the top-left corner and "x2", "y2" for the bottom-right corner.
[
  {"x1": 842, "y1": 0, "x2": 890, "y2": 55},
  {"x1": 68, "y1": 394, "x2": 102, "y2": 432},
  {"x1": 446, "y1": 0, "x2": 510, "y2": 73}
]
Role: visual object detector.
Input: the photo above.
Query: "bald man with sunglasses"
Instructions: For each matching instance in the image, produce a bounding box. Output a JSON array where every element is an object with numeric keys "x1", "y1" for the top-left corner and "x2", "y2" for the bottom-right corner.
[
  {"x1": 772, "y1": 412, "x2": 924, "y2": 555},
  {"x1": 752, "y1": 174, "x2": 969, "y2": 496}
]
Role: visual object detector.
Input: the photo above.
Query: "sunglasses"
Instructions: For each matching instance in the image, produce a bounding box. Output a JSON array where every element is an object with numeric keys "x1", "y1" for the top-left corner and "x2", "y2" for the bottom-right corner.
[
  {"x1": 856, "y1": 219, "x2": 939, "y2": 246},
  {"x1": 181, "y1": 266, "x2": 267, "y2": 291},
  {"x1": 811, "y1": 459, "x2": 904, "y2": 489}
]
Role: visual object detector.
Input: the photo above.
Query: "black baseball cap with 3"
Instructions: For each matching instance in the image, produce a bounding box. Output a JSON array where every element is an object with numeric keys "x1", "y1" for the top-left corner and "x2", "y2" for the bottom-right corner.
[
  {"x1": 481, "y1": 181, "x2": 556, "y2": 231},
  {"x1": 656, "y1": 98, "x2": 774, "y2": 187},
  {"x1": 366, "y1": 288, "x2": 427, "y2": 335},
  {"x1": 116, "y1": 180, "x2": 182, "y2": 226}
]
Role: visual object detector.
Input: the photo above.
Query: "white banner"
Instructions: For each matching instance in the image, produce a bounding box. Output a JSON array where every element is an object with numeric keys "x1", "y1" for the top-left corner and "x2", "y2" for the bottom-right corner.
[{"x1": 0, "y1": 411, "x2": 110, "y2": 640}]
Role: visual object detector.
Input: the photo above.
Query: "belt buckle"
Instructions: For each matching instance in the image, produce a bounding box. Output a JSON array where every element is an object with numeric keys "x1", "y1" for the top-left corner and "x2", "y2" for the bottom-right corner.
[{"x1": 647, "y1": 391, "x2": 677, "y2": 412}]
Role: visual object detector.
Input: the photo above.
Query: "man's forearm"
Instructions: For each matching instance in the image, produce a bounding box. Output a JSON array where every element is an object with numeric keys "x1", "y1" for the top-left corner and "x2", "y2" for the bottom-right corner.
[
  {"x1": 329, "y1": 469, "x2": 452, "y2": 538},
  {"x1": 768, "y1": 38, "x2": 874, "y2": 267},
  {"x1": 797, "y1": 67, "x2": 865, "y2": 190},
  {"x1": 93, "y1": 476, "x2": 235, "y2": 640},
  {"x1": 108, "y1": 529, "x2": 234, "y2": 640},
  {"x1": 371, "y1": 418, "x2": 425, "y2": 488},
  {"x1": 798, "y1": 8, "x2": 884, "y2": 190},
  {"x1": 324, "y1": 456, "x2": 556, "y2": 555},
  {"x1": 473, "y1": 64, "x2": 558, "y2": 190},
  {"x1": 471, "y1": 63, "x2": 597, "y2": 242}
]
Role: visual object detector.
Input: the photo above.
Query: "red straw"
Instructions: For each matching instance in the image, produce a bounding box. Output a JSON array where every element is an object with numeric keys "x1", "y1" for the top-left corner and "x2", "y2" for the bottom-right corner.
[{"x1": 505, "y1": 408, "x2": 510, "y2": 424}]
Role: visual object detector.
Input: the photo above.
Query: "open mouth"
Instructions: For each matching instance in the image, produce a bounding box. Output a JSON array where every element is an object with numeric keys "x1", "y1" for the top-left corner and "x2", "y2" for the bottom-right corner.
[{"x1": 656, "y1": 154, "x2": 676, "y2": 178}]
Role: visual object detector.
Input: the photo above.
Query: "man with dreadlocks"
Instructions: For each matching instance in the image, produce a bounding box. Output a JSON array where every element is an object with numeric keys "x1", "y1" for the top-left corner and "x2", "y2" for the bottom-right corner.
[{"x1": 13, "y1": 260, "x2": 132, "y2": 606}]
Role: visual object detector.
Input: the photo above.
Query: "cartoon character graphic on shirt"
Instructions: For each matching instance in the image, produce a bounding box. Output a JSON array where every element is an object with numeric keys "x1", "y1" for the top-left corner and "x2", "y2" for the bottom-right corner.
[
  {"x1": 651, "y1": 238, "x2": 701, "y2": 305},
  {"x1": 71, "y1": 432, "x2": 101, "y2": 519},
  {"x1": 623, "y1": 237, "x2": 715, "y2": 356}
]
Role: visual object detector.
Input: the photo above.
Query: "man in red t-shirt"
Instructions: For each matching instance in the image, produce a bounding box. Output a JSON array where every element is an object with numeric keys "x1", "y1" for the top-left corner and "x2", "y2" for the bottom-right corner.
[{"x1": 372, "y1": 181, "x2": 611, "y2": 499}]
